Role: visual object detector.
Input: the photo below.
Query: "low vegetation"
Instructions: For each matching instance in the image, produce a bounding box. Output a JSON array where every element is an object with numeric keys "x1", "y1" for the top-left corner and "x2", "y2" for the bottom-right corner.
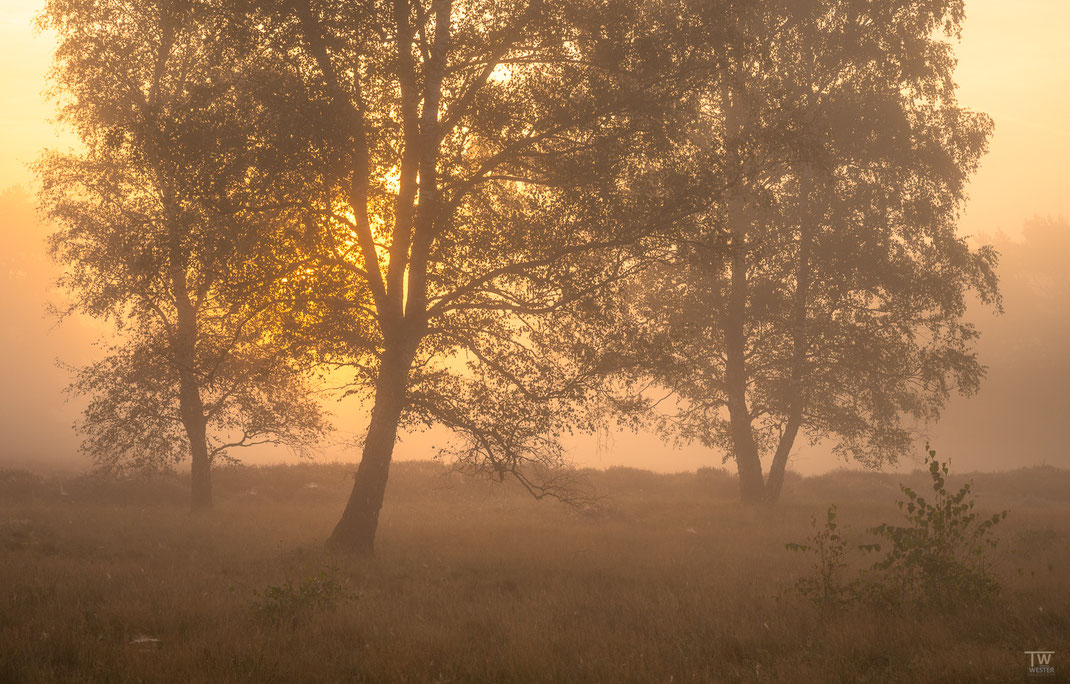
[
  {"x1": 253, "y1": 566, "x2": 355, "y2": 629},
  {"x1": 786, "y1": 449, "x2": 1008, "y2": 612},
  {"x1": 784, "y1": 504, "x2": 877, "y2": 609},
  {"x1": 867, "y1": 450, "x2": 1009, "y2": 611},
  {"x1": 1, "y1": 461, "x2": 1068, "y2": 682}
]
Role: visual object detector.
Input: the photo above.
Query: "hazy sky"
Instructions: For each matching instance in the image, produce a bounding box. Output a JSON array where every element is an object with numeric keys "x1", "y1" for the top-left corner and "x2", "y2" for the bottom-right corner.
[
  {"x1": 4, "y1": 0, "x2": 1069, "y2": 232},
  {"x1": 1, "y1": 1, "x2": 1068, "y2": 475}
]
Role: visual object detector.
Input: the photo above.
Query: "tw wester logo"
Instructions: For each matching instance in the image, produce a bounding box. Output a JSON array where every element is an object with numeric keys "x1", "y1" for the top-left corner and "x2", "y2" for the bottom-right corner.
[{"x1": 1025, "y1": 650, "x2": 1055, "y2": 677}]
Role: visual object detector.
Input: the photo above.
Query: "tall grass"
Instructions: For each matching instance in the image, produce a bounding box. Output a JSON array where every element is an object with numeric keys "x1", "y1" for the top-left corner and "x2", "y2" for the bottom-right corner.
[{"x1": 1, "y1": 462, "x2": 1067, "y2": 682}]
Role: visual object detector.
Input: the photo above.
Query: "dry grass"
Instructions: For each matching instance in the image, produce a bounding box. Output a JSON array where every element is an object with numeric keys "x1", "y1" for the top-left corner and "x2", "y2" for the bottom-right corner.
[{"x1": 1, "y1": 462, "x2": 1068, "y2": 682}]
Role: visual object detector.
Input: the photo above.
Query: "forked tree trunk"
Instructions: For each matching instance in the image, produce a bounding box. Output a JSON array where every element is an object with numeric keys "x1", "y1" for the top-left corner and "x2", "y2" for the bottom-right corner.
[
  {"x1": 720, "y1": 65, "x2": 766, "y2": 504},
  {"x1": 724, "y1": 229, "x2": 766, "y2": 504},
  {"x1": 327, "y1": 343, "x2": 414, "y2": 554},
  {"x1": 765, "y1": 162, "x2": 816, "y2": 505}
]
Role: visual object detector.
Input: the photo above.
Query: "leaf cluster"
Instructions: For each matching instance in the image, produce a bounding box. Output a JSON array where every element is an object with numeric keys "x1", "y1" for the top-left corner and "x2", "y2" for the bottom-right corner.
[
  {"x1": 866, "y1": 447, "x2": 1008, "y2": 610},
  {"x1": 786, "y1": 447, "x2": 1007, "y2": 612}
]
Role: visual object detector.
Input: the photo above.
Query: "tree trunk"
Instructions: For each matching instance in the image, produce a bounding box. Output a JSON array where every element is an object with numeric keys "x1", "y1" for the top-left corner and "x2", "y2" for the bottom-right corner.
[
  {"x1": 178, "y1": 361, "x2": 212, "y2": 511},
  {"x1": 765, "y1": 162, "x2": 816, "y2": 505},
  {"x1": 764, "y1": 415, "x2": 800, "y2": 505},
  {"x1": 173, "y1": 272, "x2": 212, "y2": 512},
  {"x1": 185, "y1": 412, "x2": 213, "y2": 512},
  {"x1": 724, "y1": 228, "x2": 765, "y2": 503},
  {"x1": 327, "y1": 343, "x2": 414, "y2": 554},
  {"x1": 720, "y1": 67, "x2": 765, "y2": 504},
  {"x1": 163, "y1": 199, "x2": 214, "y2": 512}
]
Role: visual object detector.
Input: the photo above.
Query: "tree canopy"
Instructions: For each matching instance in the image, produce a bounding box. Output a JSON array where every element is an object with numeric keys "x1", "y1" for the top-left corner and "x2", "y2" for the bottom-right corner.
[
  {"x1": 233, "y1": 0, "x2": 723, "y2": 551},
  {"x1": 38, "y1": 0, "x2": 1000, "y2": 540},
  {"x1": 38, "y1": 0, "x2": 330, "y2": 509},
  {"x1": 627, "y1": 0, "x2": 998, "y2": 503}
]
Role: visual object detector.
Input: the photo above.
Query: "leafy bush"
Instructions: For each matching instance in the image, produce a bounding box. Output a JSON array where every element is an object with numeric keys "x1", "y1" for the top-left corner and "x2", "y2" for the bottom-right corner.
[
  {"x1": 785, "y1": 447, "x2": 1007, "y2": 613},
  {"x1": 866, "y1": 447, "x2": 1007, "y2": 610},
  {"x1": 253, "y1": 567, "x2": 354, "y2": 627},
  {"x1": 785, "y1": 505, "x2": 878, "y2": 608}
]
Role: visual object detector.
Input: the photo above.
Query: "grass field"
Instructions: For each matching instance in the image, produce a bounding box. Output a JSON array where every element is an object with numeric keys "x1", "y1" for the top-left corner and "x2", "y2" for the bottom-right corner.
[{"x1": 1, "y1": 461, "x2": 1068, "y2": 682}]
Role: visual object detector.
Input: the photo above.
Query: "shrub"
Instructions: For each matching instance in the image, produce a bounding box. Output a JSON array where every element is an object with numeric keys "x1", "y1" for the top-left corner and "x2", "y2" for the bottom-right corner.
[
  {"x1": 253, "y1": 567, "x2": 354, "y2": 627},
  {"x1": 785, "y1": 447, "x2": 1008, "y2": 613},
  {"x1": 866, "y1": 447, "x2": 1007, "y2": 611},
  {"x1": 785, "y1": 505, "x2": 878, "y2": 608}
]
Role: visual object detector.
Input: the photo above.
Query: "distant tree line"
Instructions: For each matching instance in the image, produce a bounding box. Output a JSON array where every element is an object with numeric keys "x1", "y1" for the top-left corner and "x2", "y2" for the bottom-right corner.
[{"x1": 38, "y1": 0, "x2": 997, "y2": 554}]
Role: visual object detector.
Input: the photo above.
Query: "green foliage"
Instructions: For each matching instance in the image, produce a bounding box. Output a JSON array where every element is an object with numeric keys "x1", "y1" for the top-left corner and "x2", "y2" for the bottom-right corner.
[
  {"x1": 866, "y1": 447, "x2": 1008, "y2": 610},
  {"x1": 786, "y1": 447, "x2": 1007, "y2": 612},
  {"x1": 785, "y1": 505, "x2": 878, "y2": 608},
  {"x1": 253, "y1": 567, "x2": 354, "y2": 628}
]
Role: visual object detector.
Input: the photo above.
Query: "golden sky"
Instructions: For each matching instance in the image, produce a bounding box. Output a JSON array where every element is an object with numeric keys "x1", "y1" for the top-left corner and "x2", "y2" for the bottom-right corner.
[
  {"x1": 1, "y1": 0, "x2": 1068, "y2": 474},
  {"x1": 4, "y1": 0, "x2": 1069, "y2": 235}
]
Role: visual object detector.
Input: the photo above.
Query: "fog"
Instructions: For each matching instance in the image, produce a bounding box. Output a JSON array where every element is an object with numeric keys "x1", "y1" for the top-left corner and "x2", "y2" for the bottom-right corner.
[
  {"x1": 3, "y1": 0, "x2": 1070, "y2": 476},
  {"x1": 6, "y1": 186, "x2": 1068, "y2": 475},
  {"x1": 3, "y1": 1, "x2": 1070, "y2": 681}
]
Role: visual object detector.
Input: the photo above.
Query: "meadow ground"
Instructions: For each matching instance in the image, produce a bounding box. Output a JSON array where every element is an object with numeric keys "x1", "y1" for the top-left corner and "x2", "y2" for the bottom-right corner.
[{"x1": 0, "y1": 460, "x2": 1068, "y2": 683}]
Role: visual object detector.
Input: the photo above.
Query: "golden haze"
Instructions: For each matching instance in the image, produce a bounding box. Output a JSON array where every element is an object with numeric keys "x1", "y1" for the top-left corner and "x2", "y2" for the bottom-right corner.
[{"x1": 1, "y1": 0, "x2": 1068, "y2": 473}]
